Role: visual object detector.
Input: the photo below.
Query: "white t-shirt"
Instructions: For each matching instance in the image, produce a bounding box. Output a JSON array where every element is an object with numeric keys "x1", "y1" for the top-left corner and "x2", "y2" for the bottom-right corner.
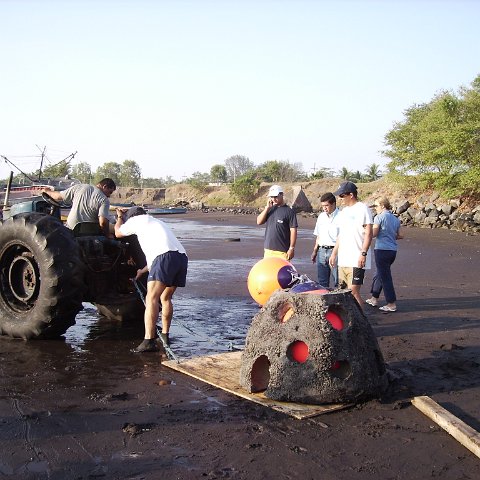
[
  {"x1": 313, "y1": 208, "x2": 339, "y2": 246},
  {"x1": 119, "y1": 215, "x2": 186, "y2": 269},
  {"x1": 336, "y1": 201, "x2": 373, "y2": 269}
]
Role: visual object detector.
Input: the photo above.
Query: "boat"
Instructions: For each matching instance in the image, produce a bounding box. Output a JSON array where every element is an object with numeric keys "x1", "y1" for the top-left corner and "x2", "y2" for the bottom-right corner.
[
  {"x1": 109, "y1": 202, "x2": 137, "y2": 209},
  {"x1": 1, "y1": 180, "x2": 79, "y2": 201},
  {"x1": 146, "y1": 207, "x2": 187, "y2": 215}
]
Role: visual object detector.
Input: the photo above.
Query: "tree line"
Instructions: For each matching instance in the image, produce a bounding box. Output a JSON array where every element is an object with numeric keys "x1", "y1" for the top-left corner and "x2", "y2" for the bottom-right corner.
[
  {"x1": 4, "y1": 74, "x2": 478, "y2": 201},
  {"x1": 383, "y1": 74, "x2": 480, "y2": 198},
  {"x1": 4, "y1": 154, "x2": 382, "y2": 192}
]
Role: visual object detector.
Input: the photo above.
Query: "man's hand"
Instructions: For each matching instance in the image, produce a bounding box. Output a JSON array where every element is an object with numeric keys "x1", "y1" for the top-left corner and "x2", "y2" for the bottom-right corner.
[
  {"x1": 329, "y1": 251, "x2": 337, "y2": 268},
  {"x1": 115, "y1": 207, "x2": 127, "y2": 218},
  {"x1": 134, "y1": 266, "x2": 148, "y2": 280},
  {"x1": 358, "y1": 254, "x2": 366, "y2": 268}
]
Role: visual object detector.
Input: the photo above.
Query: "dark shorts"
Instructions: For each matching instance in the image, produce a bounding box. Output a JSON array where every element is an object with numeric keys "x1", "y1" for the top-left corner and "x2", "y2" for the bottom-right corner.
[
  {"x1": 148, "y1": 251, "x2": 188, "y2": 287},
  {"x1": 352, "y1": 267, "x2": 365, "y2": 286}
]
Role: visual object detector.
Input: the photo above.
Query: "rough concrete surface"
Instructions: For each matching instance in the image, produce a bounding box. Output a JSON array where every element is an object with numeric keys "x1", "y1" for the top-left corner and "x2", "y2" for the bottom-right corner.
[{"x1": 240, "y1": 289, "x2": 388, "y2": 404}]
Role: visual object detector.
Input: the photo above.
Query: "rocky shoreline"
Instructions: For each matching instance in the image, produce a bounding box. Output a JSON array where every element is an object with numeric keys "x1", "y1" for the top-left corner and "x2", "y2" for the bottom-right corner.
[
  {"x1": 389, "y1": 192, "x2": 480, "y2": 233},
  {"x1": 189, "y1": 195, "x2": 480, "y2": 233},
  {"x1": 113, "y1": 183, "x2": 480, "y2": 234}
]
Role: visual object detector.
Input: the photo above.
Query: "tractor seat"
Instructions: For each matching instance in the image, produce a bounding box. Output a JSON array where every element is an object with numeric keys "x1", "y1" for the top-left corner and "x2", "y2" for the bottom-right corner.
[{"x1": 72, "y1": 222, "x2": 102, "y2": 237}]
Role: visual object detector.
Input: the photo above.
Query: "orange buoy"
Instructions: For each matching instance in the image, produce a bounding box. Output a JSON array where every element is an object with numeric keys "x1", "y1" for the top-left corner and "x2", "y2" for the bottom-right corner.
[{"x1": 247, "y1": 257, "x2": 297, "y2": 305}]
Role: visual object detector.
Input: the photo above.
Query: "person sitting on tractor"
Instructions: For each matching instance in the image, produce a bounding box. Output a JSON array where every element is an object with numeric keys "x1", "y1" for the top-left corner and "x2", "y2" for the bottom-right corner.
[{"x1": 44, "y1": 178, "x2": 116, "y2": 237}]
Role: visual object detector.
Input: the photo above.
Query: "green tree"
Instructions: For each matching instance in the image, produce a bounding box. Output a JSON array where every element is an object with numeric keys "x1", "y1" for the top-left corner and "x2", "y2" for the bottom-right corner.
[
  {"x1": 187, "y1": 171, "x2": 210, "y2": 192},
  {"x1": 224, "y1": 155, "x2": 254, "y2": 182},
  {"x1": 310, "y1": 167, "x2": 334, "y2": 180},
  {"x1": 210, "y1": 164, "x2": 228, "y2": 183},
  {"x1": 119, "y1": 160, "x2": 142, "y2": 187},
  {"x1": 38, "y1": 160, "x2": 71, "y2": 179},
  {"x1": 383, "y1": 74, "x2": 480, "y2": 197},
  {"x1": 229, "y1": 171, "x2": 260, "y2": 204},
  {"x1": 142, "y1": 177, "x2": 166, "y2": 188},
  {"x1": 351, "y1": 170, "x2": 363, "y2": 182},
  {"x1": 164, "y1": 176, "x2": 177, "y2": 187},
  {"x1": 94, "y1": 162, "x2": 121, "y2": 185},
  {"x1": 338, "y1": 167, "x2": 352, "y2": 180},
  {"x1": 71, "y1": 162, "x2": 92, "y2": 183},
  {"x1": 257, "y1": 160, "x2": 304, "y2": 182},
  {"x1": 364, "y1": 163, "x2": 381, "y2": 182}
]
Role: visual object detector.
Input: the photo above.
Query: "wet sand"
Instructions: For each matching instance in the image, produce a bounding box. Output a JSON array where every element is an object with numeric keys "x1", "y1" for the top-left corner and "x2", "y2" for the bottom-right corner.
[{"x1": 1, "y1": 211, "x2": 479, "y2": 479}]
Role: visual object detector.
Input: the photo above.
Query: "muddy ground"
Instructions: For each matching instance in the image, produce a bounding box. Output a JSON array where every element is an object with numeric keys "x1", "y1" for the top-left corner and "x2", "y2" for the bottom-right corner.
[{"x1": 1, "y1": 211, "x2": 479, "y2": 479}]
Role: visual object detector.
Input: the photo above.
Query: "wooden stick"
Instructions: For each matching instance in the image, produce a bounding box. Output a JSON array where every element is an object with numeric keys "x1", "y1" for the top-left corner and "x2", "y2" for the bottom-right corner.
[{"x1": 411, "y1": 395, "x2": 480, "y2": 458}]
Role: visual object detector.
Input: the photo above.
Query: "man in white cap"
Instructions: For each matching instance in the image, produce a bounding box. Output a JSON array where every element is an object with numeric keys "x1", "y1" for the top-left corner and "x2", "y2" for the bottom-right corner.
[
  {"x1": 329, "y1": 181, "x2": 373, "y2": 309},
  {"x1": 256, "y1": 185, "x2": 298, "y2": 260}
]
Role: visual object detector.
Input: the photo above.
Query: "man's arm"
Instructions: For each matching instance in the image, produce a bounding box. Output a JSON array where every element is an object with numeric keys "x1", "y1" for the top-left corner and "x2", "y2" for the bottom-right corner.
[
  {"x1": 99, "y1": 216, "x2": 113, "y2": 238},
  {"x1": 329, "y1": 237, "x2": 340, "y2": 267},
  {"x1": 114, "y1": 208, "x2": 126, "y2": 238},
  {"x1": 257, "y1": 199, "x2": 273, "y2": 225},
  {"x1": 287, "y1": 227, "x2": 297, "y2": 260},
  {"x1": 358, "y1": 223, "x2": 373, "y2": 268},
  {"x1": 311, "y1": 238, "x2": 319, "y2": 263},
  {"x1": 135, "y1": 265, "x2": 148, "y2": 280},
  {"x1": 362, "y1": 224, "x2": 373, "y2": 251},
  {"x1": 42, "y1": 190, "x2": 64, "y2": 202}
]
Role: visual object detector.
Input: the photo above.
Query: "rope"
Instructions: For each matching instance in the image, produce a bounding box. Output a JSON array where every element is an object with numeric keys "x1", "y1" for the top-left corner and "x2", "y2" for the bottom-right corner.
[
  {"x1": 132, "y1": 279, "x2": 242, "y2": 353},
  {"x1": 132, "y1": 279, "x2": 179, "y2": 363}
]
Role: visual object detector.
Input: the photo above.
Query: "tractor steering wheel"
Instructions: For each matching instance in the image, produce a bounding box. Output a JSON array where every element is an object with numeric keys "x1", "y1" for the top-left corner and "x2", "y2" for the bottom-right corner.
[{"x1": 41, "y1": 191, "x2": 64, "y2": 208}]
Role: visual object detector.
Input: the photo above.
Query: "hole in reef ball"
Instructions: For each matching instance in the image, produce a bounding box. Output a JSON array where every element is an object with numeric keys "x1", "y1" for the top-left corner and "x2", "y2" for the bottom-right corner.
[{"x1": 287, "y1": 341, "x2": 309, "y2": 363}]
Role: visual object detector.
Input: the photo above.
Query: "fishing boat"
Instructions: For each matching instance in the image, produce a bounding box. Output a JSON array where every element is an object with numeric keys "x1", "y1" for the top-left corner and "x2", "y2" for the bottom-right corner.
[
  {"x1": 1, "y1": 149, "x2": 79, "y2": 209},
  {"x1": 146, "y1": 207, "x2": 187, "y2": 215}
]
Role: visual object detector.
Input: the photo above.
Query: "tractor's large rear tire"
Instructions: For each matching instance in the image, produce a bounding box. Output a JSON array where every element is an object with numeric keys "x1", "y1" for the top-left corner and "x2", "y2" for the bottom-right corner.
[{"x1": 0, "y1": 213, "x2": 85, "y2": 339}]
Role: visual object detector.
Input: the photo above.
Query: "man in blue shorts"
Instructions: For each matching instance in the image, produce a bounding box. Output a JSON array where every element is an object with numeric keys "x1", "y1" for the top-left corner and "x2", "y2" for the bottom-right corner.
[{"x1": 114, "y1": 206, "x2": 188, "y2": 353}]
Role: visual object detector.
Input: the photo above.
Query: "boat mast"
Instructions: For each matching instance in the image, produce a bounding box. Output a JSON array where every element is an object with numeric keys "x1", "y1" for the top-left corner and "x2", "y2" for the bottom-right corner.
[{"x1": 36, "y1": 145, "x2": 46, "y2": 181}]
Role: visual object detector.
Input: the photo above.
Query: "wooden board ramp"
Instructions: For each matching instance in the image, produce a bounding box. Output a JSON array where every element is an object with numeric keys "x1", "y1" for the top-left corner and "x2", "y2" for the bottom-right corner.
[
  {"x1": 412, "y1": 396, "x2": 480, "y2": 458},
  {"x1": 163, "y1": 351, "x2": 349, "y2": 419}
]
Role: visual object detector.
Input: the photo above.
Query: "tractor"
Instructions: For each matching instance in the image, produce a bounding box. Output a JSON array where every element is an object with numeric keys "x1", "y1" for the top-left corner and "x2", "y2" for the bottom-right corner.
[{"x1": 0, "y1": 193, "x2": 145, "y2": 339}]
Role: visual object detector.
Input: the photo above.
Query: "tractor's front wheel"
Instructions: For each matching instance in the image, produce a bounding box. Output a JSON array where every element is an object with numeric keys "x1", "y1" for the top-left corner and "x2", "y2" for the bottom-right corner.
[{"x1": 0, "y1": 213, "x2": 85, "y2": 339}]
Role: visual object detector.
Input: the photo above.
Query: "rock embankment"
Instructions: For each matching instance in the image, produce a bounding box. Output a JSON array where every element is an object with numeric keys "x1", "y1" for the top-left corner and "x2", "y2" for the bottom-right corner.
[
  {"x1": 190, "y1": 195, "x2": 480, "y2": 233},
  {"x1": 389, "y1": 192, "x2": 480, "y2": 233},
  {"x1": 112, "y1": 183, "x2": 480, "y2": 234}
]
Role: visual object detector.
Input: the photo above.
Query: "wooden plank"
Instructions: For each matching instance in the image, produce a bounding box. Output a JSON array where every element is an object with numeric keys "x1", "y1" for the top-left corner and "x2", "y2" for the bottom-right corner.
[
  {"x1": 411, "y1": 395, "x2": 480, "y2": 458},
  {"x1": 163, "y1": 351, "x2": 349, "y2": 419}
]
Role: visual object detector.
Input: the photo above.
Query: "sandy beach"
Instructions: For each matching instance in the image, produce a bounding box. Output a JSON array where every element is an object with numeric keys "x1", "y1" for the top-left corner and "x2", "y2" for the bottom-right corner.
[{"x1": 0, "y1": 210, "x2": 479, "y2": 479}]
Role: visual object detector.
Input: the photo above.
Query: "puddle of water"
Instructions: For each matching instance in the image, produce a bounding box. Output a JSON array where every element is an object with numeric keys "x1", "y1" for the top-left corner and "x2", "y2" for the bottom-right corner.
[
  {"x1": 60, "y1": 218, "x2": 316, "y2": 360},
  {"x1": 63, "y1": 296, "x2": 256, "y2": 361},
  {"x1": 160, "y1": 217, "x2": 314, "y2": 242}
]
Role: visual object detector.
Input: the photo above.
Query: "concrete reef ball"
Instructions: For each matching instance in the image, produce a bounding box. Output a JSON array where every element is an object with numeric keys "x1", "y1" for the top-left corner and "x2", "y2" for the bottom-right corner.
[
  {"x1": 247, "y1": 257, "x2": 298, "y2": 306},
  {"x1": 240, "y1": 289, "x2": 388, "y2": 404}
]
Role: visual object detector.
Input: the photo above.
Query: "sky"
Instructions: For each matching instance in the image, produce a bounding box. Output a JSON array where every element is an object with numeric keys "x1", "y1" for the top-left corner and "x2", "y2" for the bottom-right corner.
[{"x1": 1, "y1": 0, "x2": 479, "y2": 182}]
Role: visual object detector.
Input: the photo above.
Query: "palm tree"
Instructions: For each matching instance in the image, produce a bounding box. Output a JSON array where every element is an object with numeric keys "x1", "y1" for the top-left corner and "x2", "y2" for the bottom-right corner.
[
  {"x1": 365, "y1": 163, "x2": 382, "y2": 182},
  {"x1": 339, "y1": 167, "x2": 352, "y2": 180}
]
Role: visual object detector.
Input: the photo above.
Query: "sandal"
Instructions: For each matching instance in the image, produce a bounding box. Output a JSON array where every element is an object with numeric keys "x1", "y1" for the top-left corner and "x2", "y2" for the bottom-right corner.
[
  {"x1": 365, "y1": 298, "x2": 378, "y2": 307},
  {"x1": 379, "y1": 305, "x2": 397, "y2": 312}
]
